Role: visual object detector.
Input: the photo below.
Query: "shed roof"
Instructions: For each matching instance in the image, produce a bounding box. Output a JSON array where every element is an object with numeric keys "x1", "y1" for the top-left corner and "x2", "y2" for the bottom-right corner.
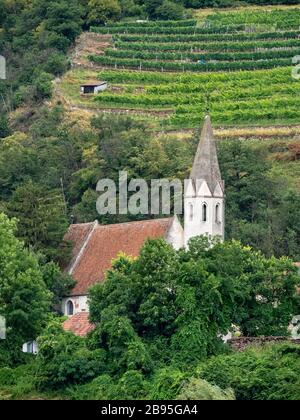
[{"x1": 80, "y1": 81, "x2": 107, "y2": 87}]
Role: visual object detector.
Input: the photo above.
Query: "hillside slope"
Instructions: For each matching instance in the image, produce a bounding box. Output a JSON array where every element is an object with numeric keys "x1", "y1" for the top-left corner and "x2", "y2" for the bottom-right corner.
[{"x1": 56, "y1": 5, "x2": 300, "y2": 138}]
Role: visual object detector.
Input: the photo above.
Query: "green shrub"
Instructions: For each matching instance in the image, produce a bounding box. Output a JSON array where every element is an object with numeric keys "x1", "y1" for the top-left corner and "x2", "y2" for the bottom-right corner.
[
  {"x1": 0, "y1": 364, "x2": 37, "y2": 399},
  {"x1": 37, "y1": 321, "x2": 107, "y2": 390},
  {"x1": 67, "y1": 374, "x2": 116, "y2": 400},
  {"x1": 177, "y1": 378, "x2": 235, "y2": 400},
  {"x1": 196, "y1": 344, "x2": 300, "y2": 400},
  {"x1": 148, "y1": 368, "x2": 188, "y2": 400},
  {"x1": 0, "y1": 368, "x2": 16, "y2": 387},
  {"x1": 115, "y1": 370, "x2": 149, "y2": 399},
  {"x1": 155, "y1": 1, "x2": 186, "y2": 21}
]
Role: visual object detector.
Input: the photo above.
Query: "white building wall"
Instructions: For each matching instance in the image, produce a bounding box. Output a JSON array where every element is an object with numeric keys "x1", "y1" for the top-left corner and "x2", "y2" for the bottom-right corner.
[
  {"x1": 22, "y1": 341, "x2": 38, "y2": 354},
  {"x1": 165, "y1": 216, "x2": 184, "y2": 250},
  {"x1": 184, "y1": 181, "x2": 224, "y2": 247},
  {"x1": 62, "y1": 295, "x2": 88, "y2": 316},
  {"x1": 95, "y1": 83, "x2": 108, "y2": 93}
]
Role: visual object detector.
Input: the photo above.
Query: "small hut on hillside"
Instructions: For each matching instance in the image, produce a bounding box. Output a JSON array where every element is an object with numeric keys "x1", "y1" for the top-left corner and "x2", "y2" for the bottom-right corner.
[{"x1": 80, "y1": 81, "x2": 108, "y2": 95}]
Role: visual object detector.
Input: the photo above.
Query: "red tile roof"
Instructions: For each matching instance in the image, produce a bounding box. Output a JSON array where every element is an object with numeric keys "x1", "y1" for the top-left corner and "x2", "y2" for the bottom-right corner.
[
  {"x1": 63, "y1": 312, "x2": 94, "y2": 337},
  {"x1": 64, "y1": 218, "x2": 173, "y2": 296},
  {"x1": 65, "y1": 222, "x2": 95, "y2": 265}
]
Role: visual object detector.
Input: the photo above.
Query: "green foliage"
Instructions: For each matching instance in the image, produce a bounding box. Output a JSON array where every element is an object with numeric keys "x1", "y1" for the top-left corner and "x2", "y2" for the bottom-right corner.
[
  {"x1": 91, "y1": 53, "x2": 293, "y2": 73},
  {"x1": 196, "y1": 343, "x2": 300, "y2": 400},
  {"x1": 89, "y1": 238, "x2": 299, "y2": 375},
  {"x1": 33, "y1": 72, "x2": 53, "y2": 100},
  {"x1": 36, "y1": 319, "x2": 106, "y2": 389},
  {"x1": 40, "y1": 261, "x2": 75, "y2": 309},
  {"x1": 0, "y1": 213, "x2": 51, "y2": 363},
  {"x1": 0, "y1": 363, "x2": 37, "y2": 399},
  {"x1": 0, "y1": 115, "x2": 10, "y2": 139},
  {"x1": 87, "y1": 0, "x2": 122, "y2": 25},
  {"x1": 219, "y1": 141, "x2": 300, "y2": 260},
  {"x1": 148, "y1": 368, "x2": 188, "y2": 399},
  {"x1": 0, "y1": 0, "x2": 85, "y2": 112},
  {"x1": 155, "y1": 1, "x2": 186, "y2": 20},
  {"x1": 177, "y1": 378, "x2": 235, "y2": 400},
  {"x1": 6, "y1": 181, "x2": 69, "y2": 263},
  {"x1": 89, "y1": 9, "x2": 300, "y2": 128}
]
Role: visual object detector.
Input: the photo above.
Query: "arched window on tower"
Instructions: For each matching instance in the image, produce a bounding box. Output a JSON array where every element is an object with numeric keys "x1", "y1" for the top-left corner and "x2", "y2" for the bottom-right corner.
[
  {"x1": 189, "y1": 203, "x2": 194, "y2": 221},
  {"x1": 202, "y1": 203, "x2": 207, "y2": 222},
  {"x1": 66, "y1": 300, "x2": 74, "y2": 316},
  {"x1": 215, "y1": 204, "x2": 220, "y2": 224}
]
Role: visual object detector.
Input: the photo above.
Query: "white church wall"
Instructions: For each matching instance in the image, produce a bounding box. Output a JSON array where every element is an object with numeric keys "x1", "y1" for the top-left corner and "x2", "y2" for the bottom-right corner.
[
  {"x1": 62, "y1": 295, "x2": 89, "y2": 316},
  {"x1": 165, "y1": 216, "x2": 184, "y2": 250},
  {"x1": 184, "y1": 195, "x2": 224, "y2": 247}
]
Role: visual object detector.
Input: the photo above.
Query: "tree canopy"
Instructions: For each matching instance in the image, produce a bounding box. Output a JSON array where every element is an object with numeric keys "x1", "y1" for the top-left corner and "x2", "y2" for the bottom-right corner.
[
  {"x1": 89, "y1": 237, "x2": 300, "y2": 371},
  {"x1": 0, "y1": 213, "x2": 51, "y2": 364}
]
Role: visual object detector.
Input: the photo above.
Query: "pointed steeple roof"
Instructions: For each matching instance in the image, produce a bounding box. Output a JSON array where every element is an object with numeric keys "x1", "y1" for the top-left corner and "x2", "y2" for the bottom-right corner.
[{"x1": 190, "y1": 115, "x2": 223, "y2": 194}]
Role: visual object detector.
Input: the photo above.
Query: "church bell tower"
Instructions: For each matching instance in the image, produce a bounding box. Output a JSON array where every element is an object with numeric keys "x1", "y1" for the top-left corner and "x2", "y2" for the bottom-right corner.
[{"x1": 184, "y1": 115, "x2": 225, "y2": 247}]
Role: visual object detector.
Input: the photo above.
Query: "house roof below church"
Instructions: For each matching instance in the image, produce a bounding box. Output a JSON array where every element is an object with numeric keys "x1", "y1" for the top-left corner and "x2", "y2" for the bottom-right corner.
[
  {"x1": 64, "y1": 218, "x2": 174, "y2": 296},
  {"x1": 63, "y1": 312, "x2": 94, "y2": 337}
]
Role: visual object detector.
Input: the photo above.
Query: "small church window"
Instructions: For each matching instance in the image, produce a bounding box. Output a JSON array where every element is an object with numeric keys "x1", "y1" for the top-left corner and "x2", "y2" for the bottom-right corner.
[
  {"x1": 67, "y1": 300, "x2": 74, "y2": 316},
  {"x1": 189, "y1": 204, "x2": 194, "y2": 221},
  {"x1": 215, "y1": 204, "x2": 220, "y2": 224},
  {"x1": 202, "y1": 204, "x2": 207, "y2": 222}
]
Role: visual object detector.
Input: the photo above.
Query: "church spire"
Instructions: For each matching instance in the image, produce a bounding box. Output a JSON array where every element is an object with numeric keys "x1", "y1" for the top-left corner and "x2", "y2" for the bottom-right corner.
[
  {"x1": 190, "y1": 115, "x2": 222, "y2": 194},
  {"x1": 184, "y1": 115, "x2": 225, "y2": 247}
]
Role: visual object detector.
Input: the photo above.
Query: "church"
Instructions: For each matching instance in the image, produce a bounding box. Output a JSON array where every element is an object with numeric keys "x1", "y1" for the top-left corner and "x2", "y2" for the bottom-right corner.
[{"x1": 62, "y1": 115, "x2": 225, "y2": 336}]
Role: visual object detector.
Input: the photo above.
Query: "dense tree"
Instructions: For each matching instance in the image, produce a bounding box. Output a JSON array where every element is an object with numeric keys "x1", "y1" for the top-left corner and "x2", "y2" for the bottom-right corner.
[
  {"x1": 219, "y1": 140, "x2": 300, "y2": 259},
  {"x1": 6, "y1": 181, "x2": 69, "y2": 263},
  {"x1": 89, "y1": 237, "x2": 300, "y2": 370},
  {"x1": 40, "y1": 260, "x2": 75, "y2": 309},
  {"x1": 155, "y1": 1, "x2": 186, "y2": 20},
  {"x1": 36, "y1": 318, "x2": 106, "y2": 389},
  {"x1": 197, "y1": 343, "x2": 300, "y2": 400},
  {"x1": 1, "y1": 110, "x2": 300, "y2": 263},
  {"x1": 0, "y1": 0, "x2": 85, "y2": 113},
  {"x1": 87, "y1": 0, "x2": 122, "y2": 25}
]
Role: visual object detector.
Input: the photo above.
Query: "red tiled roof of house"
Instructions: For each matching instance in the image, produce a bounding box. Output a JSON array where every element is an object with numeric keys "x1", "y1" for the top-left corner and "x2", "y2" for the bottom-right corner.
[
  {"x1": 64, "y1": 218, "x2": 173, "y2": 296},
  {"x1": 63, "y1": 312, "x2": 94, "y2": 337}
]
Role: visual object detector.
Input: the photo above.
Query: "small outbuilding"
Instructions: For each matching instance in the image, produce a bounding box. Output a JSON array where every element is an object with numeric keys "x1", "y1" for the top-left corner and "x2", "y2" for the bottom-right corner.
[
  {"x1": 22, "y1": 341, "x2": 39, "y2": 355},
  {"x1": 80, "y1": 81, "x2": 108, "y2": 95}
]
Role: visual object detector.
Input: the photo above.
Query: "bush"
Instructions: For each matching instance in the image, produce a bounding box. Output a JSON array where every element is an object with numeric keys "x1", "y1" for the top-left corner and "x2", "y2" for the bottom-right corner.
[
  {"x1": 67, "y1": 374, "x2": 116, "y2": 400},
  {"x1": 196, "y1": 344, "x2": 300, "y2": 400},
  {"x1": 33, "y1": 72, "x2": 53, "y2": 100},
  {"x1": 148, "y1": 368, "x2": 188, "y2": 400},
  {"x1": 43, "y1": 52, "x2": 69, "y2": 76},
  {"x1": 36, "y1": 321, "x2": 107, "y2": 390},
  {"x1": 177, "y1": 378, "x2": 235, "y2": 400},
  {"x1": 0, "y1": 364, "x2": 37, "y2": 399},
  {"x1": 155, "y1": 1, "x2": 186, "y2": 20}
]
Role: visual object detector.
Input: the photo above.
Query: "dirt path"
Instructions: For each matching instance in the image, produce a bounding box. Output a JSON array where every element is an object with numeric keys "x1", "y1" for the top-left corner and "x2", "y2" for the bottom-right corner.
[{"x1": 71, "y1": 32, "x2": 113, "y2": 68}]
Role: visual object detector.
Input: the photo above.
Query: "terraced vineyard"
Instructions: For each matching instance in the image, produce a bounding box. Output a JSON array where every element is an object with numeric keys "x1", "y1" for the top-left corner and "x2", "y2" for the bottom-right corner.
[{"x1": 67, "y1": 7, "x2": 300, "y2": 129}]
